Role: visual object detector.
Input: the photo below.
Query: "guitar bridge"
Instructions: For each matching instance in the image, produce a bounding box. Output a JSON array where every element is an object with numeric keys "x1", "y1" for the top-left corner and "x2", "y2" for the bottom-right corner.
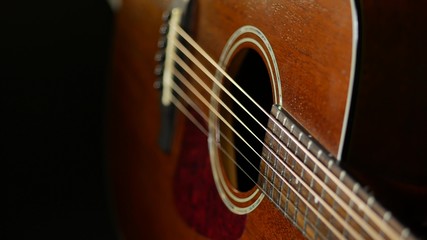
[{"x1": 154, "y1": 0, "x2": 192, "y2": 152}]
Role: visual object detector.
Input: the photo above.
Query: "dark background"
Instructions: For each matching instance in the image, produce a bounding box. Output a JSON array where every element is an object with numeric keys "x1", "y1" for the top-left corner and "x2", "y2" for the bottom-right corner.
[{"x1": 4, "y1": 1, "x2": 118, "y2": 239}]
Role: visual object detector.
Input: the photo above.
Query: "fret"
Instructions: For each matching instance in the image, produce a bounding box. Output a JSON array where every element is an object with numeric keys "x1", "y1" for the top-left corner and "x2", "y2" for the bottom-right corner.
[
  {"x1": 270, "y1": 145, "x2": 277, "y2": 197},
  {"x1": 273, "y1": 108, "x2": 349, "y2": 227},
  {"x1": 401, "y1": 228, "x2": 411, "y2": 239},
  {"x1": 310, "y1": 164, "x2": 318, "y2": 189},
  {"x1": 279, "y1": 189, "x2": 315, "y2": 238},
  {"x1": 314, "y1": 205, "x2": 324, "y2": 240},
  {"x1": 287, "y1": 185, "x2": 298, "y2": 221},
  {"x1": 269, "y1": 175, "x2": 276, "y2": 198},
  {"x1": 267, "y1": 109, "x2": 345, "y2": 237},
  {"x1": 293, "y1": 193, "x2": 300, "y2": 223},
  {"x1": 305, "y1": 221, "x2": 326, "y2": 240},
  {"x1": 303, "y1": 191, "x2": 312, "y2": 234},
  {"x1": 344, "y1": 200, "x2": 354, "y2": 239},
  {"x1": 294, "y1": 175, "x2": 304, "y2": 224},
  {"x1": 275, "y1": 178, "x2": 328, "y2": 240},
  {"x1": 260, "y1": 147, "x2": 270, "y2": 191},
  {"x1": 335, "y1": 186, "x2": 349, "y2": 238},
  {"x1": 278, "y1": 164, "x2": 285, "y2": 207},
  {"x1": 259, "y1": 132, "x2": 288, "y2": 210},
  {"x1": 272, "y1": 156, "x2": 285, "y2": 202}
]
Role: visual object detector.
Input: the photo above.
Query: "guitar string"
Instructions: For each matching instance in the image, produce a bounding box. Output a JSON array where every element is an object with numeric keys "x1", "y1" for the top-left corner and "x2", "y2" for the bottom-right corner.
[
  {"x1": 169, "y1": 86, "x2": 344, "y2": 240},
  {"x1": 171, "y1": 25, "x2": 406, "y2": 238},
  {"x1": 172, "y1": 50, "x2": 381, "y2": 239},
  {"x1": 170, "y1": 67, "x2": 363, "y2": 240},
  {"x1": 169, "y1": 32, "x2": 385, "y2": 239},
  {"x1": 171, "y1": 56, "x2": 370, "y2": 238},
  {"x1": 173, "y1": 23, "x2": 408, "y2": 238},
  {"x1": 172, "y1": 26, "x2": 406, "y2": 238}
]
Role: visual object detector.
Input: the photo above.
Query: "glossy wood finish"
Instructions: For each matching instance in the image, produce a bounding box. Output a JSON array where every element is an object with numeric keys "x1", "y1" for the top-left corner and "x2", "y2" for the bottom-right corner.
[
  {"x1": 108, "y1": 0, "x2": 426, "y2": 239},
  {"x1": 190, "y1": 0, "x2": 354, "y2": 157},
  {"x1": 108, "y1": 0, "x2": 352, "y2": 238}
]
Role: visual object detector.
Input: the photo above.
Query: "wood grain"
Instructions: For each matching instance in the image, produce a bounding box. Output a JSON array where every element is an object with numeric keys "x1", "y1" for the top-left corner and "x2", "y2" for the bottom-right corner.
[
  {"x1": 192, "y1": 0, "x2": 354, "y2": 157},
  {"x1": 108, "y1": 0, "x2": 427, "y2": 237},
  {"x1": 105, "y1": 0, "x2": 388, "y2": 239}
]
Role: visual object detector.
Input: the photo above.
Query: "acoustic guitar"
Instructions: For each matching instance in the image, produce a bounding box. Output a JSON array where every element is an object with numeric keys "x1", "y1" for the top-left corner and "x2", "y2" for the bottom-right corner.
[{"x1": 108, "y1": 0, "x2": 427, "y2": 239}]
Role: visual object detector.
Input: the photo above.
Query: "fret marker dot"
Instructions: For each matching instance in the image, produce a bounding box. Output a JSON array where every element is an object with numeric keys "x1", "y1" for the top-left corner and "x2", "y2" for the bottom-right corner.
[
  {"x1": 328, "y1": 160, "x2": 333, "y2": 168},
  {"x1": 339, "y1": 171, "x2": 346, "y2": 181},
  {"x1": 367, "y1": 196, "x2": 375, "y2": 206},
  {"x1": 383, "y1": 211, "x2": 392, "y2": 221},
  {"x1": 402, "y1": 228, "x2": 410, "y2": 238},
  {"x1": 353, "y1": 183, "x2": 360, "y2": 193}
]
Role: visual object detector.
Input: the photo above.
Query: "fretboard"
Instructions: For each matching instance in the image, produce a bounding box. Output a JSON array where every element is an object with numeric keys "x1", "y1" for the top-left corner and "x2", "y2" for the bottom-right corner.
[{"x1": 258, "y1": 105, "x2": 414, "y2": 240}]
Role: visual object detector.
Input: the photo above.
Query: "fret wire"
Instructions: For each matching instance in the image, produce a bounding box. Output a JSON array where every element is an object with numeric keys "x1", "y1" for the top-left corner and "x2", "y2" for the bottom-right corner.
[
  {"x1": 347, "y1": 199, "x2": 356, "y2": 234},
  {"x1": 315, "y1": 204, "x2": 323, "y2": 240},
  {"x1": 293, "y1": 187, "x2": 300, "y2": 223},
  {"x1": 303, "y1": 198, "x2": 311, "y2": 237},
  {"x1": 267, "y1": 172, "x2": 328, "y2": 240},
  {"x1": 284, "y1": 174, "x2": 291, "y2": 214},
  {"x1": 267, "y1": 155, "x2": 275, "y2": 200},
  {"x1": 273, "y1": 156, "x2": 282, "y2": 201},
  {"x1": 269, "y1": 108, "x2": 389, "y2": 239},
  {"x1": 260, "y1": 140, "x2": 359, "y2": 239},
  {"x1": 333, "y1": 181, "x2": 350, "y2": 238},
  {"x1": 294, "y1": 163, "x2": 303, "y2": 223},
  {"x1": 271, "y1": 123, "x2": 279, "y2": 198},
  {"x1": 272, "y1": 166, "x2": 328, "y2": 240},
  {"x1": 278, "y1": 154, "x2": 286, "y2": 209},
  {"x1": 270, "y1": 109, "x2": 409, "y2": 240},
  {"x1": 220, "y1": 133, "x2": 342, "y2": 239},
  {"x1": 268, "y1": 120, "x2": 364, "y2": 238},
  {"x1": 263, "y1": 151, "x2": 269, "y2": 190},
  {"x1": 276, "y1": 123, "x2": 390, "y2": 239},
  {"x1": 166, "y1": 24, "x2": 410, "y2": 240},
  {"x1": 320, "y1": 184, "x2": 332, "y2": 238}
]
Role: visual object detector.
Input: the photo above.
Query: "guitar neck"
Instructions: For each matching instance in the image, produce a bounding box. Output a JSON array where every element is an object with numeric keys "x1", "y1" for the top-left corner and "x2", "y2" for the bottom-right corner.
[{"x1": 259, "y1": 105, "x2": 414, "y2": 240}]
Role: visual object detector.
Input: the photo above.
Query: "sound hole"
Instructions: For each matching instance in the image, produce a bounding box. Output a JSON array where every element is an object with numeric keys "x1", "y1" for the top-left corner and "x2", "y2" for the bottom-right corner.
[{"x1": 219, "y1": 48, "x2": 273, "y2": 192}]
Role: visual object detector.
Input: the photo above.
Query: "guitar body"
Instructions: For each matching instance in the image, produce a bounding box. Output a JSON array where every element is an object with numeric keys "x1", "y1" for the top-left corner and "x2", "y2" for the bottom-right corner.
[{"x1": 108, "y1": 0, "x2": 427, "y2": 239}]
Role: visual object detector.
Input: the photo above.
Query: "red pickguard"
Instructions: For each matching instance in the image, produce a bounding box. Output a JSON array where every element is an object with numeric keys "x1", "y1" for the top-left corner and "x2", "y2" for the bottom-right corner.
[{"x1": 173, "y1": 114, "x2": 246, "y2": 240}]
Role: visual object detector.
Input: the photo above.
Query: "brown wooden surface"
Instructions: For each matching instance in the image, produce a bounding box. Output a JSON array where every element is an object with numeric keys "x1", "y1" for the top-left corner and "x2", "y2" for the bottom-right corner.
[
  {"x1": 108, "y1": 0, "x2": 353, "y2": 239},
  {"x1": 191, "y1": 0, "x2": 354, "y2": 157},
  {"x1": 243, "y1": 200, "x2": 305, "y2": 240},
  {"x1": 108, "y1": 0, "x2": 424, "y2": 239}
]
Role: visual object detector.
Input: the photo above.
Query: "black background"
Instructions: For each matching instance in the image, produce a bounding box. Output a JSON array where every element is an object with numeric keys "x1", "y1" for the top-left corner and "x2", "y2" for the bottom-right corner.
[{"x1": 4, "y1": 1, "x2": 117, "y2": 239}]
